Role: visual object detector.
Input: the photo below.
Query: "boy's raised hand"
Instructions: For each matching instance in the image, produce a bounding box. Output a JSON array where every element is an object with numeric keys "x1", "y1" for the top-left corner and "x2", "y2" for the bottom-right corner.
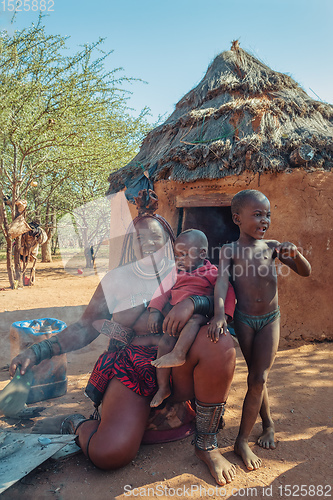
[
  {"x1": 275, "y1": 241, "x2": 311, "y2": 277},
  {"x1": 207, "y1": 315, "x2": 228, "y2": 343},
  {"x1": 276, "y1": 241, "x2": 298, "y2": 259}
]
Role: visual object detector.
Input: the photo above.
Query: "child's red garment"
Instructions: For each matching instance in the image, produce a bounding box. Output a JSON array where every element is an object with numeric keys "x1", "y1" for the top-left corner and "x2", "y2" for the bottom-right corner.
[{"x1": 149, "y1": 259, "x2": 236, "y2": 318}]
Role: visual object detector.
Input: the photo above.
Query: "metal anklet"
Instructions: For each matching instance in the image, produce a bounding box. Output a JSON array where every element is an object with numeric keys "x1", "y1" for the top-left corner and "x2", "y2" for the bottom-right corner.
[{"x1": 194, "y1": 400, "x2": 226, "y2": 451}]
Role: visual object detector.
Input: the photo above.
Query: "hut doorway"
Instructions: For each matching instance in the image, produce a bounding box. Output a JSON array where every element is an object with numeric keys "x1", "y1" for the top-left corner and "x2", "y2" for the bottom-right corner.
[{"x1": 179, "y1": 206, "x2": 239, "y2": 265}]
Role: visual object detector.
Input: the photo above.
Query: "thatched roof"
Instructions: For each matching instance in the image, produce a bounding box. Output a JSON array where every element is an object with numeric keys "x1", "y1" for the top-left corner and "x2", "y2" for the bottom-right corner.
[{"x1": 107, "y1": 42, "x2": 333, "y2": 194}]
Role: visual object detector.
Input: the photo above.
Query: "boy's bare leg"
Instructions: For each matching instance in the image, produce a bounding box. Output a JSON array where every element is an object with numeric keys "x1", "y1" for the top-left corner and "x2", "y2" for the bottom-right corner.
[
  {"x1": 150, "y1": 333, "x2": 176, "y2": 407},
  {"x1": 234, "y1": 317, "x2": 280, "y2": 470},
  {"x1": 150, "y1": 365, "x2": 172, "y2": 407},
  {"x1": 239, "y1": 330, "x2": 276, "y2": 449},
  {"x1": 151, "y1": 314, "x2": 204, "y2": 368},
  {"x1": 258, "y1": 386, "x2": 276, "y2": 449}
]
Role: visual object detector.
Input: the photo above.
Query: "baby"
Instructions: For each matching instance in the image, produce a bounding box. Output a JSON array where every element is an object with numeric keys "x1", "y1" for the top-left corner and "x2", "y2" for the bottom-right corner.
[{"x1": 149, "y1": 229, "x2": 235, "y2": 407}]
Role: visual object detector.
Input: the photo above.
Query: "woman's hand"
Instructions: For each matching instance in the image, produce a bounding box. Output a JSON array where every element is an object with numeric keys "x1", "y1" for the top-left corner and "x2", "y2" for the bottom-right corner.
[
  {"x1": 9, "y1": 349, "x2": 37, "y2": 377},
  {"x1": 162, "y1": 298, "x2": 194, "y2": 336}
]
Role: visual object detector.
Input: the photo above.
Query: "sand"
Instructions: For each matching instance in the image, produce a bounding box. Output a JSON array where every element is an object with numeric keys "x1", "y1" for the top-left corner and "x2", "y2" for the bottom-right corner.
[{"x1": 0, "y1": 260, "x2": 331, "y2": 500}]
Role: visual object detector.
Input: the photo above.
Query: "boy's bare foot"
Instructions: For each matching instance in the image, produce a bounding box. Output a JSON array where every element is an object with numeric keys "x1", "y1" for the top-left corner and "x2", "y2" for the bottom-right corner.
[
  {"x1": 151, "y1": 352, "x2": 186, "y2": 368},
  {"x1": 257, "y1": 425, "x2": 276, "y2": 449},
  {"x1": 150, "y1": 387, "x2": 171, "y2": 407},
  {"x1": 234, "y1": 437, "x2": 262, "y2": 470},
  {"x1": 195, "y1": 447, "x2": 236, "y2": 485}
]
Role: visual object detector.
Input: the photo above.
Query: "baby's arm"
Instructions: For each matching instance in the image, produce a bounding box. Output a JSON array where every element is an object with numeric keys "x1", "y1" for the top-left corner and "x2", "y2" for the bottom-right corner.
[
  {"x1": 147, "y1": 307, "x2": 164, "y2": 334},
  {"x1": 275, "y1": 241, "x2": 311, "y2": 276},
  {"x1": 207, "y1": 245, "x2": 232, "y2": 342}
]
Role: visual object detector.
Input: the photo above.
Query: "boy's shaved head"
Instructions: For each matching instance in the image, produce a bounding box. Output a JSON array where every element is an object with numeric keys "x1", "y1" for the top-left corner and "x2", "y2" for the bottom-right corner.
[
  {"x1": 177, "y1": 229, "x2": 208, "y2": 249},
  {"x1": 231, "y1": 190, "x2": 268, "y2": 215}
]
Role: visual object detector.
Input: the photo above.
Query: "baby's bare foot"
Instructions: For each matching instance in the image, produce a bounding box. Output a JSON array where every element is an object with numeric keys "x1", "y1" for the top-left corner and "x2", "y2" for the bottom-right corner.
[
  {"x1": 234, "y1": 438, "x2": 262, "y2": 470},
  {"x1": 151, "y1": 352, "x2": 186, "y2": 368},
  {"x1": 150, "y1": 387, "x2": 171, "y2": 407},
  {"x1": 195, "y1": 447, "x2": 236, "y2": 485},
  {"x1": 257, "y1": 425, "x2": 276, "y2": 449}
]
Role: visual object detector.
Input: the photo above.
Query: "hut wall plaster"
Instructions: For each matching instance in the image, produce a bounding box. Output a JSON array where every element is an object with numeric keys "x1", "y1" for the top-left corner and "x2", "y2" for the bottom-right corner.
[{"x1": 154, "y1": 169, "x2": 332, "y2": 343}]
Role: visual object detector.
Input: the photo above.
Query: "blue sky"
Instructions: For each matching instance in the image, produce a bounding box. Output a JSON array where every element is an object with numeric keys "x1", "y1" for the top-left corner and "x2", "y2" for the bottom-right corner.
[{"x1": 1, "y1": 0, "x2": 332, "y2": 123}]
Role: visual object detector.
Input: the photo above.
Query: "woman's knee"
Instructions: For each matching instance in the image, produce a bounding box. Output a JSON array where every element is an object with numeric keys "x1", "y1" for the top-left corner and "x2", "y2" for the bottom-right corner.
[
  {"x1": 195, "y1": 327, "x2": 236, "y2": 367},
  {"x1": 88, "y1": 431, "x2": 139, "y2": 470}
]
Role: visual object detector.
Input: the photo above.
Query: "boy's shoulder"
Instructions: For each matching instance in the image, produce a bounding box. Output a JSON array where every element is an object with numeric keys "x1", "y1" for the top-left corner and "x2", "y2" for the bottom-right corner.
[{"x1": 264, "y1": 239, "x2": 280, "y2": 248}]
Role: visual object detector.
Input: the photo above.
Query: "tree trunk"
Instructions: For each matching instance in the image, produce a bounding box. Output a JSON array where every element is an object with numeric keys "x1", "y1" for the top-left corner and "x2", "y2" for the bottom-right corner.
[
  {"x1": 5, "y1": 236, "x2": 15, "y2": 288},
  {"x1": 0, "y1": 201, "x2": 15, "y2": 288},
  {"x1": 41, "y1": 234, "x2": 52, "y2": 262},
  {"x1": 52, "y1": 235, "x2": 59, "y2": 255},
  {"x1": 84, "y1": 246, "x2": 94, "y2": 268},
  {"x1": 13, "y1": 235, "x2": 22, "y2": 286},
  {"x1": 41, "y1": 203, "x2": 54, "y2": 262}
]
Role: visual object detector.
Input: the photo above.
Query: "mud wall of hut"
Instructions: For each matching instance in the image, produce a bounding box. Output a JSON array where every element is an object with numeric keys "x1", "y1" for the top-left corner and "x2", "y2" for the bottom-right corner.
[{"x1": 150, "y1": 169, "x2": 332, "y2": 344}]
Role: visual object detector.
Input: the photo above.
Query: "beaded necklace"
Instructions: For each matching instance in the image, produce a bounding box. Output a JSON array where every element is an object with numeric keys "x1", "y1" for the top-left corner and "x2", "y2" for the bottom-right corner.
[
  {"x1": 132, "y1": 258, "x2": 166, "y2": 279},
  {"x1": 130, "y1": 257, "x2": 167, "y2": 308}
]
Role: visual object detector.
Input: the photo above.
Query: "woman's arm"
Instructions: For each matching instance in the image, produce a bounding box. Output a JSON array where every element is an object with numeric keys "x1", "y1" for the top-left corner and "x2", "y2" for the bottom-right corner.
[{"x1": 9, "y1": 277, "x2": 116, "y2": 376}]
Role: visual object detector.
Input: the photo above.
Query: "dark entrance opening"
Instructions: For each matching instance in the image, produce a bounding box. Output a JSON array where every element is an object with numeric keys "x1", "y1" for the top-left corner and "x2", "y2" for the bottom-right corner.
[{"x1": 180, "y1": 206, "x2": 239, "y2": 266}]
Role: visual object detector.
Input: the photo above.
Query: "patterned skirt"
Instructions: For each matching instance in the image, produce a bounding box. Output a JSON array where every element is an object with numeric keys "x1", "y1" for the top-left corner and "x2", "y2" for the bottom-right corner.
[
  {"x1": 85, "y1": 344, "x2": 159, "y2": 406},
  {"x1": 84, "y1": 343, "x2": 196, "y2": 444}
]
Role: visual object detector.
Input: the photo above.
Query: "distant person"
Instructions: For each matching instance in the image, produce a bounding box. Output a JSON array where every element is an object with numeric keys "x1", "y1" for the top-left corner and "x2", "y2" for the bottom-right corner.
[
  {"x1": 208, "y1": 189, "x2": 311, "y2": 471},
  {"x1": 149, "y1": 229, "x2": 235, "y2": 407}
]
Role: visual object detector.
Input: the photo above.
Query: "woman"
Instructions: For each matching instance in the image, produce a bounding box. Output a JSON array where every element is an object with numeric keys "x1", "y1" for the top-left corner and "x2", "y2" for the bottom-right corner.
[{"x1": 9, "y1": 190, "x2": 236, "y2": 486}]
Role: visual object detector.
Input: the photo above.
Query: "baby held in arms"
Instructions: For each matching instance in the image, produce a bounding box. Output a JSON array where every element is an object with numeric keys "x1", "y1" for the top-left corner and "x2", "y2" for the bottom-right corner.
[{"x1": 149, "y1": 229, "x2": 235, "y2": 407}]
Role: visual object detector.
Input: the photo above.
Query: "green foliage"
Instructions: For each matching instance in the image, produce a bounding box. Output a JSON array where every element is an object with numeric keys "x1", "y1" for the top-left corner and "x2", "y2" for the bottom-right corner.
[{"x1": 0, "y1": 17, "x2": 151, "y2": 225}]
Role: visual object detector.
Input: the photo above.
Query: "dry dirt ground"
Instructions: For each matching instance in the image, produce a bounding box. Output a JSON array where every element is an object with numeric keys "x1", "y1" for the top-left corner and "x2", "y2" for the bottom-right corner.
[{"x1": 0, "y1": 260, "x2": 332, "y2": 500}]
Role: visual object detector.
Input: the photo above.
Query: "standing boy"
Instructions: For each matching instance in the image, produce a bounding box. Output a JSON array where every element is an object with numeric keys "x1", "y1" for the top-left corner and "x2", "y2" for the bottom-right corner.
[{"x1": 208, "y1": 190, "x2": 311, "y2": 470}]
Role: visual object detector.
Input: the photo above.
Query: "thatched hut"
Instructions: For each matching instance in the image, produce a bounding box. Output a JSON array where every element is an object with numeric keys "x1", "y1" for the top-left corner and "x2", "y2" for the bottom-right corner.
[{"x1": 107, "y1": 42, "x2": 333, "y2": 343}]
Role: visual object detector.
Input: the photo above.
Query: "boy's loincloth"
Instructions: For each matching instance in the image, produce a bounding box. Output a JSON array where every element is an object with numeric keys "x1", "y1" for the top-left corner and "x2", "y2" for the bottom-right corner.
[{"x1": 234, "y1": 307, "x2": 280, "y2": 333}]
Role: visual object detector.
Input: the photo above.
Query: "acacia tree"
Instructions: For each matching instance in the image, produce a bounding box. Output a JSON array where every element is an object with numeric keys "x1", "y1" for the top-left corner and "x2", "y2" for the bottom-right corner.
[{"x1": 0, "y1": 19, "x2": 150, "y2": 285}]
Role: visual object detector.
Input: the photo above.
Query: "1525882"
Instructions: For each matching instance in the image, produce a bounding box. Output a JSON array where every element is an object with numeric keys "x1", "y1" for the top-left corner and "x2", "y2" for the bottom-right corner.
[
  {"x1": 1, "y1": 0, "x2": 54, "y2": 11},
  {"x1": 278, "y1": 484, "x2": 332, "y2": 497}
]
